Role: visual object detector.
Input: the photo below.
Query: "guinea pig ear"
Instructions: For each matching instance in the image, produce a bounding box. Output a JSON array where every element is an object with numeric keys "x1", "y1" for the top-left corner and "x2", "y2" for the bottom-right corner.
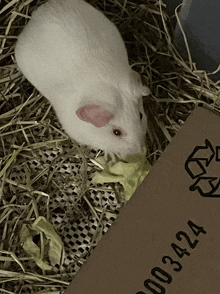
[
  {"x1": 131, "y1": 70, "x2": 142, "y2": 83},
  {"x1": 76, "y1": 104, "x2": 114, "y2": 127},
  {"x1": 131, "y1": 70, "x2": 151, "y2": 96}
]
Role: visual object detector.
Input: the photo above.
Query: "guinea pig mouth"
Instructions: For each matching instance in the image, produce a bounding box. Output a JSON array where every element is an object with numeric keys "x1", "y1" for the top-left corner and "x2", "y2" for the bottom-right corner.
[
  {"x1": 104, "y1": 141, "x2": 145, "y2": 161},
  {"x1": 117, "y1": 147, "x2": 142, "y2": 159},
  {"x1": 105, "y1": 151, "x2": 128, "y2": 162},
  {"x1": 104, "y1": 151, "x2": 118, "y2": 162}
]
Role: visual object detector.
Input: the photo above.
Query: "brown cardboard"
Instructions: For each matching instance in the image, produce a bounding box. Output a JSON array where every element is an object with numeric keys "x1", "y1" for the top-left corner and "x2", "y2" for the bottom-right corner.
[{"x1": 64, "y1": 105, "x2": 220, "y2": 294}]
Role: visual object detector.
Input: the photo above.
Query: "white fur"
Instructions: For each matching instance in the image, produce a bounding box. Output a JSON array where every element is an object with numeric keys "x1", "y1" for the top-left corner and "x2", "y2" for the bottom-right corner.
[{"x1": 15, "y1": 0, "x2": 150, "y2": 157}]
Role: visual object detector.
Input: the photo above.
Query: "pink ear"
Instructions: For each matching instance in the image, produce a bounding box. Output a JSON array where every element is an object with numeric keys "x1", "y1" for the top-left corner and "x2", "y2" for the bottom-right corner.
[
  {"x1": 131, "y1": 70, "x2": 141, "y2": 83},
  {"x1": 76, "y1": 104, "x2": 114, "y2": 127},
  {"x1": 131, "y1": 70, "x2": 151, "y2": 96}
]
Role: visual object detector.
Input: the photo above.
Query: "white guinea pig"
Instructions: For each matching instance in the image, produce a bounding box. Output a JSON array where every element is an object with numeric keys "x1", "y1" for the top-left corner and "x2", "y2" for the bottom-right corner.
[{"x1": 15, "y1": 0, "x2": 150, "y2": 158}]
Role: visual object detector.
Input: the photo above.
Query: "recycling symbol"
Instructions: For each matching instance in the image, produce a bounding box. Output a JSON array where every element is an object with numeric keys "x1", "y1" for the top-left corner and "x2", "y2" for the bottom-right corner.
[{"x1": 185, "y1": 139, "x2": 220, "y2": 197}]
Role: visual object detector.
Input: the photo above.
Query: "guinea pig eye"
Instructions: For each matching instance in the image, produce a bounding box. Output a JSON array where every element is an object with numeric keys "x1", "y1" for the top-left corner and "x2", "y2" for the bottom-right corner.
[
  {"x1": 112, "y1": 126, "x2": 126, "y2": 138},
  {"x1": 139, "y1": 112, "x2": 143, "y2": 120},
  {"x1": 113, "y1": 129, "x2": 122, "y2": 136}
]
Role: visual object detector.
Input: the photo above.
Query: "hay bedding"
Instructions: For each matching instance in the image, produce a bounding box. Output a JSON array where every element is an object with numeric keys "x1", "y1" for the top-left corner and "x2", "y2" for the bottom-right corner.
[{"x1": 0, "y1": 0, "x2": 220, "y2": 293}]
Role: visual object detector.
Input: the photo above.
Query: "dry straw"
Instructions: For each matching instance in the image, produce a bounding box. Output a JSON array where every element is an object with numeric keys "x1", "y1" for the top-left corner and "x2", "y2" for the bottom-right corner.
[{"x1": 1, "y1": 0, "x2": 220, "y2": 293}]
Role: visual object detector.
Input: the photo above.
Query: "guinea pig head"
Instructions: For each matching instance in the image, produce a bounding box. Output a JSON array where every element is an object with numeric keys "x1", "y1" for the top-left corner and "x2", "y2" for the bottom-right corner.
[{"x1": 73, "y1": 78, "x2": 149, "y2": 158}]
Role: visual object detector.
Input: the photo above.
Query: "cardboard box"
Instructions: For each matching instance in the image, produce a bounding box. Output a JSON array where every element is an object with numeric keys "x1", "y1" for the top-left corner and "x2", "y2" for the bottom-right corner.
[{"x1": 64, "y1": 105, "x2": 220, "y2": 294}]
